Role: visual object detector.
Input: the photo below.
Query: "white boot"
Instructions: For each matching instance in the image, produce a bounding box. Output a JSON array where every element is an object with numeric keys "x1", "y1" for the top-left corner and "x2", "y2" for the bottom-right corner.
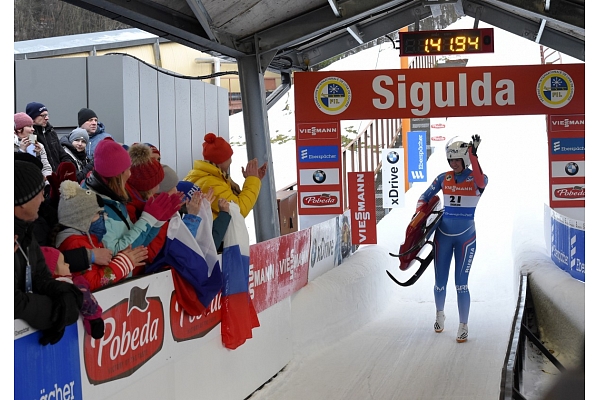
[
  {"x1": 456, "y1": 323, "x2": 468, "y2": 343},
  {"x1": 434, "y1": 311, "x2": 445, "y2": 333}
]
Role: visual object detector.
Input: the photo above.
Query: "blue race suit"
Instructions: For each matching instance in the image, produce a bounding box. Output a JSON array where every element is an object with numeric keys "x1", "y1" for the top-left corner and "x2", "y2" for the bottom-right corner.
[{"x1": 417, "y1": 156, "x2": 487, "y2": 324}]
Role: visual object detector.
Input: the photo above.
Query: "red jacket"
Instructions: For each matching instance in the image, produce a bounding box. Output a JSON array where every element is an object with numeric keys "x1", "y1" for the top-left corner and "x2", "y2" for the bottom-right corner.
[{"x1": 58, "y1": 233, "x2": 135, "y2": 291}]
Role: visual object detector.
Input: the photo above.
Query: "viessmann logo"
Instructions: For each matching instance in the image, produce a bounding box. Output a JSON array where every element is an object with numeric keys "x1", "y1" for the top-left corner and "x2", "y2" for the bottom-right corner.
[{"x1": 84, "y1": 286, "x2": 164, "y2": 384}]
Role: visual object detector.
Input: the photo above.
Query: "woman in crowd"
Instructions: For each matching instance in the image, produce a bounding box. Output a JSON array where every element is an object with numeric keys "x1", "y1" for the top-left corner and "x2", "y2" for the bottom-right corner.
[
  {"x1": 82, "y1": 138, "x2": 181, "y2": 254},
  {"x1": 14, "y1": 112, "x2": 52, "y2": 178},
  {"x1": 183, "y1": 132, "x2": 266, "y2": 231}
]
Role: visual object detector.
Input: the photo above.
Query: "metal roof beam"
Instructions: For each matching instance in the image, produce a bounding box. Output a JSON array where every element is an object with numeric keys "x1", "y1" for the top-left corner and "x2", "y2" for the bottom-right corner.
[
  {"x1": 463, "y1": 0, "x2": 584, "y2": 60},
  {"x1": 245, "y1": 0, "x2": 407, "y2": 54},
  {"x1": 61, "y1": 0, "x2": 246, "y2": 58},
  {"x1": 185, "y1": 0, "x2": 218, "y2": 42},
  {"x1": 288, "y1": 3, "x2": 430, "y2": 69}
]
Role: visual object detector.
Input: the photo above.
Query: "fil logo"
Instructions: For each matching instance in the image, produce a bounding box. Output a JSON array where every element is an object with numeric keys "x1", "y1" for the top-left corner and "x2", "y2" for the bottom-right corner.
[
  {"x1": 411, "y1": 171, "x2": 425, "y2": 180},
  {"x1": 301, "y1": 149, "x2": 308, "y2": 160}
]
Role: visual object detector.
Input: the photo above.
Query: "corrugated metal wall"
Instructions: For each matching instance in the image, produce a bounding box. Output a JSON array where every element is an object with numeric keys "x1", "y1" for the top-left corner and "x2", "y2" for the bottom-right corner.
[{"x1": 15, "y1": 55, "x2": 230, "y2": 179}]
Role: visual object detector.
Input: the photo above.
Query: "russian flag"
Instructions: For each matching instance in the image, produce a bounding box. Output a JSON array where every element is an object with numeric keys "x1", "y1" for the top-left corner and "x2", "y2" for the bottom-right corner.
[
  {"x1": 154, "y1": 214, "x2": 223, "y2": 310},
  {"x1": 220, "y1": 202, "x2": 260, "y2": 349}
]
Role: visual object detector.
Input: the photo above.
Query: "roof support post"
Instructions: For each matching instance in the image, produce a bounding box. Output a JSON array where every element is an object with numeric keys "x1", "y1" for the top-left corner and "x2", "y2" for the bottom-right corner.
[{"x1": 236, "y1": 55, "x2": 281, "y2": 242}]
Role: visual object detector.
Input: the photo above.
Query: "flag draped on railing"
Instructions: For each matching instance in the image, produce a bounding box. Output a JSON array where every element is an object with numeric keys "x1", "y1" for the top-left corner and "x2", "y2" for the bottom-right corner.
[{"x1": 220, "y1": 202, "x2": 260, "y2": 349}]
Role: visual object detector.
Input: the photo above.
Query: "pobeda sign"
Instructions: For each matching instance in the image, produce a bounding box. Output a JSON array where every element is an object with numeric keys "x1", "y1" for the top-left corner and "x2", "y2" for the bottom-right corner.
[{"x1": 294, "y1": 64, "x2": 584, "y2": 121}]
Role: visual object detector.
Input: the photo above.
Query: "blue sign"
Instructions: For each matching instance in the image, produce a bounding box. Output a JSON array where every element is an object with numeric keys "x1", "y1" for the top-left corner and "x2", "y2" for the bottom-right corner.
[
  {"x1": 550, "y1": 215, "x2": 585, "y2": 282},
  {"x1": 299, "y1": 145, "x2": 339, "y2": 163},
  {"x1": 407, "y1": 131, "x2": 427, "y2": 182},
  {"x1": 14, "y1": 323, "x2": 82, "y2": 399},
  {"x1": 551, "y1": 138, "x2": 585, "y2": 155}
]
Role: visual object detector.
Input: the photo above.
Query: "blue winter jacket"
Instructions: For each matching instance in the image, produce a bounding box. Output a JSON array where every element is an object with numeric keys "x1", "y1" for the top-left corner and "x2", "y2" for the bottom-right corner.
[
  {"x1": 86, "y1": 122, "x2": 113, "y2": 159},
  {"x1": 83, "y1": 171, "x2": 162, "y2": 253}
]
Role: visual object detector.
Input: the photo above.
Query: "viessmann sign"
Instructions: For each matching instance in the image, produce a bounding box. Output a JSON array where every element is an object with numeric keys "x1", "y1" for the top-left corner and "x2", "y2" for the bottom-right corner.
[{"x1": 294, "y1": 64, "x2": 584, "y2": 121}]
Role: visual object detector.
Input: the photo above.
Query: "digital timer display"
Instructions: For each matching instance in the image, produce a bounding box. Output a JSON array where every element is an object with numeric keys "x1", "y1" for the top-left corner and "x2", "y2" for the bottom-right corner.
[{"x1": 399, "y1": 28, "x2": 494, "y2": 57}]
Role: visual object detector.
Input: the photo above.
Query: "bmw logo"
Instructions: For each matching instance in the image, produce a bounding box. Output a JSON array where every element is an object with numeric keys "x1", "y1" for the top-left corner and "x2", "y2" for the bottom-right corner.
[
  {"x1": 387, "y1": 151, "x2": 400, "y2": 164},
  {"x1": 565, "y1": 162, "x2": 579, "y2": 176},
  {"x1": 313, "y1": 170, "x2": 326, "y2": 184}
]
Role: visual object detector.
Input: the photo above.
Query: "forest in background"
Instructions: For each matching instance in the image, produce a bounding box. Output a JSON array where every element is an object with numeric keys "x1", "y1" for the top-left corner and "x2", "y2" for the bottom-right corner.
[{"x1": 14, "y1": 0, "x2": 129, "y2": 42}]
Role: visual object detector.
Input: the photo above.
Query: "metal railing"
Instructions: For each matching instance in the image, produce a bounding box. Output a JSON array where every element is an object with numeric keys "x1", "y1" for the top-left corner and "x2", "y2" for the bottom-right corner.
[
  {"x1": 501, "y1": 274, "x2": 565, "y2": 400},
  {"x1": 340, "y1": 119, "x2": 402, "y2": 211}
]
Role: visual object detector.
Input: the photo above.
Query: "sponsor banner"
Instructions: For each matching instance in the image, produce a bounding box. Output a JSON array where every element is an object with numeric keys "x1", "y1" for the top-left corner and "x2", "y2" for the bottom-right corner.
[
  {"x1": 298, "y1": 145, "x2": 339, "y2": 163},
  {"x1": 308, "y1": 217, "x2": 339, "y2": 281},
  {"x1": 300, "y1": 191, "x2": 341, "y2": 209},
  {"x1": 551, "y1": 160, "x2": 585, "y2": 178},
  {"x1": 549, "y1": 209, "x2": 585, "y2": 282},
  {"x1": 407, "y1": 131, "x2": 427, "y2": 183},
  {"x1": 15, "y1": 322, "x2": 83, "y2": 400},
  {"x1": 299, "y1": 168, "x2": 340, "y2": 186},
  {"x1": 348, "y1": 172, "x2": 378, "y2": 244},
  {"x1": 548, "y1": 114, "x2": 585, "y2": 133},
  {"x1": 431, "y1": 124, "x2": 446, "y2": 129},
  {"x1": 336, "y1": 210, "x2": 354, "y2": 264},
  {"x1": 294, "y1": 64, "x2": 584, "y2": 121},
  {"x1": 169, "y1": 291, "x2": 222, "y2": 343},
  {"x1": 381, "y1": 149, "x2": 405, "y2": 208},
  {"x1": 431, "y1": 135, "x2": 446, "y2": 141},
  {"x1": 83, "y1": 274, "x2": 170, "y2": 392},
  {"x1": 297, "y1": 122, "x2": 339, "y2": 140},
  {"x1": 550, "y1": 137, "x2": 585, "y2": 155},
  {"x1": 249, "y1": 230, "x2": 311, "y2": 313},
  {"x1": 550, "y1": 184, "x2": 585, "y2": 208}
]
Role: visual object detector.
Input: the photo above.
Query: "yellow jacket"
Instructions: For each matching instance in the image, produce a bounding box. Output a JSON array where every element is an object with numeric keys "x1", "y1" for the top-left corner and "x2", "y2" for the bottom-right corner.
[{"x1": 183, "y1": 160, "x2": 261, "y2": 219}]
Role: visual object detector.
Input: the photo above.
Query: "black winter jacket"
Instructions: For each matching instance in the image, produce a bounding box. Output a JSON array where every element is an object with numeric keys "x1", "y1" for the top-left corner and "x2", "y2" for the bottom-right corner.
[
  {"x1": 33, "y1": 123, "x2": 73, "y2": 172},
  {"x1": 14, "y1": 216, "x2": 82, "y2": 330}
]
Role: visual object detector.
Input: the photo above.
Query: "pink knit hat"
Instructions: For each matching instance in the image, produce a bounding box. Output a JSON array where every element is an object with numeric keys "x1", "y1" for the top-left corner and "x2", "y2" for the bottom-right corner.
[
  {"x1": 14, "y1": 112, "x2": 33, "y2": 131},
  {"x1": 202, "y1": 133, "x2": 233, "y2": 164},
  {"x1": 94, "y1": 138, "x2": 131, "y2": 178},
  {"x1": 40, "y1": 246, "x2": 60, "y2": 275}
]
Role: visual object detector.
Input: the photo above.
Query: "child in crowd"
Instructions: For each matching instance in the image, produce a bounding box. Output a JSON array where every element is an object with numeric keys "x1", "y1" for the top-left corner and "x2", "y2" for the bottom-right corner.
[
  {"x1": 40, "y1": 246, "x2": 105, "y2": 339},
  {"x1": 60, "y1": 128, "x2": 94, "y2": 182},
  {"x1": 55, "y1": 180, "x2": 148, "y2": 290}
]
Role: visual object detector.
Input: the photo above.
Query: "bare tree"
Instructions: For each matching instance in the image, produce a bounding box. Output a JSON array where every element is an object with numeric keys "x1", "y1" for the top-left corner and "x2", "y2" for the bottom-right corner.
[{"x1": 14, "y1": 0, "x2": 130, "y2": 42}]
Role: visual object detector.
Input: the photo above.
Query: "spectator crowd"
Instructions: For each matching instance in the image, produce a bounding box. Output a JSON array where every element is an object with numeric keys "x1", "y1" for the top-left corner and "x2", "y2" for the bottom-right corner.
[{"x1": 14, "y1": 101, "x2": 267, "y2": 345}]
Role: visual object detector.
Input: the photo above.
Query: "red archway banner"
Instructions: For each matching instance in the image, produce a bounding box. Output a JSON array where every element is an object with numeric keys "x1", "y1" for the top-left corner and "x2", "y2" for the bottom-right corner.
[{"x1": 294, "y1": 63, "x2": 584, "y2": 122}]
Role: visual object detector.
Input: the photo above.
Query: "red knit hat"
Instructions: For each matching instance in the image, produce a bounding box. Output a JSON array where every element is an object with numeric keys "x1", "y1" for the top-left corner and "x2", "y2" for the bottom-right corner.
[
  {"x1": 14, "y1": 112, "x2": 33, "y2": 131},
  {"x1": 127, "y1": 143, "x2": 165, "y2": 191},
  {"x1": 40, "y1": 246, "x2": 60, "y2": 275},
  {"x1": 202, "y1": 133, "x2": 233, "y2": 164},
  {"x1": 94, "y1": 138, "x2": 131, "y2": 178}
]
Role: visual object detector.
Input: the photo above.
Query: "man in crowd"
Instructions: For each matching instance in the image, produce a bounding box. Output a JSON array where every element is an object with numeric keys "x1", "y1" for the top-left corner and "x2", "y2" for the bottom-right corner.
[
  {"x1": 77, "y1": 107, "x2": 113, "y2": 159},
  {"x1": 14, "y1": 159, "x2": 83, "y2": 345},
  {"x1": 26, "y1": 102, "x2": 73, "y2": 172}
]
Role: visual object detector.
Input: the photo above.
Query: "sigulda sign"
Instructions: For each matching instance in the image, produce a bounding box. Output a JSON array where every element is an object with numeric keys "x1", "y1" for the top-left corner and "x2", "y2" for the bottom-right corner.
[{"x1": 294, "y1": 64, "x2": 584, "y2": 121}]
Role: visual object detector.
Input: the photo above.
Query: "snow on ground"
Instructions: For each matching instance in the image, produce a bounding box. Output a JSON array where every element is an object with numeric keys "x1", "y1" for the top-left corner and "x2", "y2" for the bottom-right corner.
[{"x1": 225, "y1": 16, "x2": 585, "y2": 400}]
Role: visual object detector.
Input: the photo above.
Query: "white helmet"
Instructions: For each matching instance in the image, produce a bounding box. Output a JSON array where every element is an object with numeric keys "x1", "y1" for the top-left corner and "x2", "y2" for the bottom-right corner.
[{"x1": 445, "y1": 136, "x2": 471, "y2": 168}]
